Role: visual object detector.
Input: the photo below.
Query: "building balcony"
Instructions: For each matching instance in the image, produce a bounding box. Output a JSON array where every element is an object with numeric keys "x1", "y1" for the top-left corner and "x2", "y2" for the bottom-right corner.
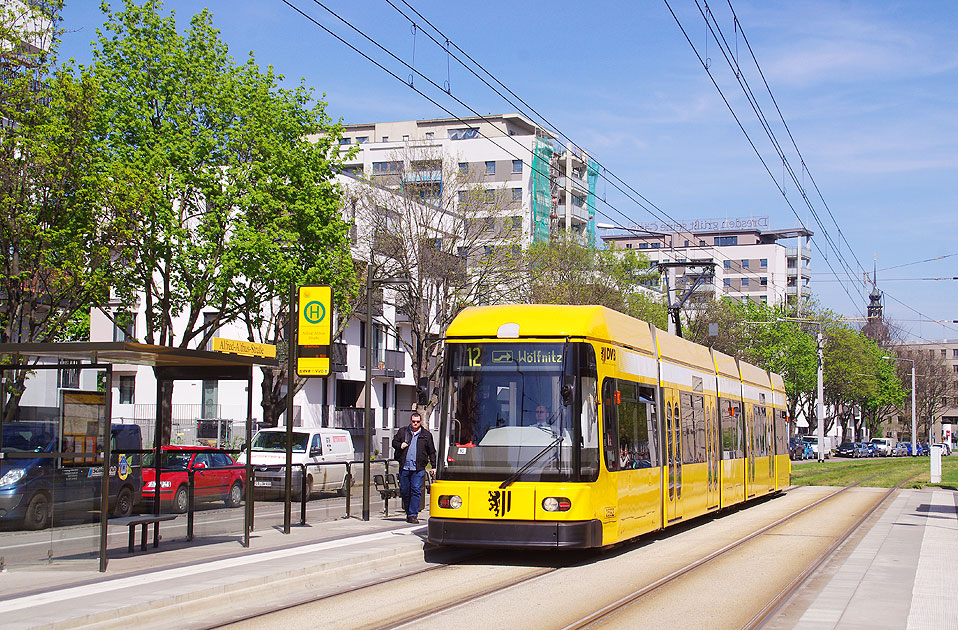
[
  {"x1": 556, "y1": 175, "x2": 589, "y2": 194},
  {"x1": 359, "y1": 348, "x2": 405, "y2": 378},
  {"x1": 786, "y1": 246, "x2": 812, "y2": 259},
  {"x1": 332, "y1": 407, "x2": 365, "y2": 430},
  {"x1": 556, "y1": 203, "x2": 591, "y2": 224},
  {"x1": 331, "y1": 342, "x2": 348, "y2": 373}
]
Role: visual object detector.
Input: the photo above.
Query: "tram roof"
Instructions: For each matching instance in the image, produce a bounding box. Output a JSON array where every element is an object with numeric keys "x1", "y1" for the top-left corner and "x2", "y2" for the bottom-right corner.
[
  {"x1": 712, "y1": 349, "x2": 740, "y2": 379},
  {"x1": 739, "y1": 360, "x2": 772, "y2": 388},
  {"x1": 446, "y1": 305, "x2": 656, "y2": 355},
  {"x1": 653, "y1": 327, "x2": 714, "y2": 372},
  {"x1": 769, "y1": 372, "x2": 785, "y2": 393}
]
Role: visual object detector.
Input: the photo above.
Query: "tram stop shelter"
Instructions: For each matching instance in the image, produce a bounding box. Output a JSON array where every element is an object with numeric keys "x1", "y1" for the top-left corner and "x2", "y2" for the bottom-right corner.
[{"x1": 0, "y1": 341, "x2": 277, "y2": 571}]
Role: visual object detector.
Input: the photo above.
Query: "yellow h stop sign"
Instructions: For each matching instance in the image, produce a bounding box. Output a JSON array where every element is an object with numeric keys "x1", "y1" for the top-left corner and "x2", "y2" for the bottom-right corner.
[{"x1": 297, "y1": 286, "x2": 332, "y2": 377}]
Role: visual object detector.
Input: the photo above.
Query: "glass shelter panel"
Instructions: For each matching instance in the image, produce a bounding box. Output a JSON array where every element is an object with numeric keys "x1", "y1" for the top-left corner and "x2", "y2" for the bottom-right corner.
[{"x1": 0, "y1": 367, "x2": 114, "y2": 568}]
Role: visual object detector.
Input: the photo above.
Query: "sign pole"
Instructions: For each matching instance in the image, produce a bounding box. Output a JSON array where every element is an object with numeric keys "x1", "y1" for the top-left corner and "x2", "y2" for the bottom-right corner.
[{"x1": 284, "y1": 282, "x2": 295, "y2": 533}]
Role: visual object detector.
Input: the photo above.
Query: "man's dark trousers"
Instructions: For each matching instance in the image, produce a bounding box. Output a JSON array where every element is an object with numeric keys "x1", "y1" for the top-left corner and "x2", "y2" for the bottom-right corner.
[{"x1": 399, "y1": 468, "x2": 426, "y2": 515}]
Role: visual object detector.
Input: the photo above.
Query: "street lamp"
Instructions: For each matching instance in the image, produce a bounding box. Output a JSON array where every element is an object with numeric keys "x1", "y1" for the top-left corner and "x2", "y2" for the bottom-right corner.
[
  {"x1": 883, "y1": 355, "x2": 917, "y2": 456},
  {"x1": 363, "y1": 272, "x2": 411, "y2": 521}
]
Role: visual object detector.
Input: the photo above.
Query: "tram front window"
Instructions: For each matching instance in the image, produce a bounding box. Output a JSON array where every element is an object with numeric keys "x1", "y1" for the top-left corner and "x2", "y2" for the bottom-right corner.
[{"x1": 441, "y1": 342, "x2": 598, "y2": 482}]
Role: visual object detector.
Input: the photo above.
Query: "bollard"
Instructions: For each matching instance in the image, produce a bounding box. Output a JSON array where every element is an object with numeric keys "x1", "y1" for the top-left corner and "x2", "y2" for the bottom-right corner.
[
  {"x1": 300, "y1": 464, "x2": 308, "y2": 525},
  {"x1": 344, "y1": 463, "x2": 352, "y2": 518},
  {"x1": 187, "y1": 468, "x2": 195, "y2": 541}
]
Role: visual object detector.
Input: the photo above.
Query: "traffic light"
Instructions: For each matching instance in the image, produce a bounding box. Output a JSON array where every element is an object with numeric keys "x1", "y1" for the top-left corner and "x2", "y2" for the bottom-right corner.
[{"x1": 417, "y1": 377, "x2": 430, "y2": 405}]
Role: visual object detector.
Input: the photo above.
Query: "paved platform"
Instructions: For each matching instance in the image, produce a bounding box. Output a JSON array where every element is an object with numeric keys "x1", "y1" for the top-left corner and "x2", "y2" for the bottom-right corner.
[
  {"x1": 0, "y1": 487, "x2": 954, "y2": 629},
  {"x1": 782, "y1": 487, "x2": 958, "y2": 629}
]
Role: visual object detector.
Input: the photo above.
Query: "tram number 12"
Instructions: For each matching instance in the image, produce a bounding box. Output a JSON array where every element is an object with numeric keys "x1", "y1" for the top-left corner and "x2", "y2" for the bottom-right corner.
[{"x1": 466, "y1": 346, "x2": 482, "y2": 367}]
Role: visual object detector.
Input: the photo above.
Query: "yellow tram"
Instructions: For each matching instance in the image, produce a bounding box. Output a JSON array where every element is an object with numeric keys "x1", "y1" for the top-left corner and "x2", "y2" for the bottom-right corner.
[{"x1": 427, "y1": 305, "x2": 789, "y2": 548}]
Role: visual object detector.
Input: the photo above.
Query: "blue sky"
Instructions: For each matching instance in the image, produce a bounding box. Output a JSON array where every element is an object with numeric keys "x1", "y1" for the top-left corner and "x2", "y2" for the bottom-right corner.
[{"x1": 55, "y1": 1, "x2": 958, "y2": 341}]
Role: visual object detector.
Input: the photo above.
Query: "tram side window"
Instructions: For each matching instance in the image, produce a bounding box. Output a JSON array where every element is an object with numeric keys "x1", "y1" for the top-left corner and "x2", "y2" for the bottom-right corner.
[
  {"x1": 693, "y1": 394, "x2": 706, "y2": 463},
  {"x1": 753, "y1": 405, "x2": 767, "y2": 457},
  {"x1": 617, "y1": 381, "x2": 655, "y2": 469},
  {"x1": 579, "y1": 350, "x2": 600, "y2": 479},
  {"x1": 720, "y1": 399, "x2": 743, "y2": 458},
  {"x1": 777, "y1": 410, "x2": 787, "y2": 455},
  {"x1": 680, "y1": 393, "x2": 695, "y2": 465},
  {"x1": 602, "y1": 379, "x2": 618, "y2": 471}
]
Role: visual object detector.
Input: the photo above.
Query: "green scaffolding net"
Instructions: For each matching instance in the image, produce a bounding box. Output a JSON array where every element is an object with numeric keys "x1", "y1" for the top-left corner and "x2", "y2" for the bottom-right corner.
[
  {"x1": 531, "y1": 137, "x2": 554, "y2": 244},
  {"x1": 586, "y1": 158, "x2": 599, "y2": 247}
]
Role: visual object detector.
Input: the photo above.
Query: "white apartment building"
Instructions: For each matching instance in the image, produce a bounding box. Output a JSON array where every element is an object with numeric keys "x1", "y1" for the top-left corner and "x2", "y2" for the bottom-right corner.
[
  {"x1": 327, "y1": 113, "x2": 599, "y2": 245},
  {"x1": 600, "y1": 217, "x2": 812, "y2": 307}
]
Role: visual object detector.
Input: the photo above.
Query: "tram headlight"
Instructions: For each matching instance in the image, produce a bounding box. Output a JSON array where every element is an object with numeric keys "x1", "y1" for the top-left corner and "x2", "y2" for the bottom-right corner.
[
  {"x1": 438, "y1": 495, "x2": 462, "y2": 509},
  {"x1": 542, "y1": 497, "x2": 571, "y2": 512}
]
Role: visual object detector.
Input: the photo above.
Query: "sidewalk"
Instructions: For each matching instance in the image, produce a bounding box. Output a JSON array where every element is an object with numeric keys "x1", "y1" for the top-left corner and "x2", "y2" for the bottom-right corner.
[
  {"x1": 0, "y1": 512, "x2": 442, "y2": 630},
  {"x1": 776, "y1": 487, "x2": 958, "y2": 629}
]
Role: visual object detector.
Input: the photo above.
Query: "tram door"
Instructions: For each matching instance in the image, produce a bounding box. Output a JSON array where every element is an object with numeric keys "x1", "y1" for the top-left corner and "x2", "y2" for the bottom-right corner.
[
  {"x1": 705, "y1": 401, "x2": 719, "y2": 509},
  {"x1": 745, "y1": 404, "x2": 756, "y2": 498},
  {"x1": 664, "y1": 388, "x2": 682, "y2": 523}
]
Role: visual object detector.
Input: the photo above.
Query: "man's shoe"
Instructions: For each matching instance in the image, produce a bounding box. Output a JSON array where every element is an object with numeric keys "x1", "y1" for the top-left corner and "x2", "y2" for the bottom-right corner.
[{"x1": 406, "y1": 516, "x2": 419, "y2": 524}]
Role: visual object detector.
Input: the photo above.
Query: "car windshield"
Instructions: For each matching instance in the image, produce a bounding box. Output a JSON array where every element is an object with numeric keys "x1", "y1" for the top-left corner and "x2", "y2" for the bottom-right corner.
[
  {"x1": 250, "y1": 431, "x2": 309, "y2": 452},
  {"x1": 440, "y1": 342, "x2": 599, "y2": 482},
  {"x1": 142, "y1": 451, "x2": 193, "y2": 470},
  {"x1": 1, "y1": 422, "x2": 58, "y2": 453}
]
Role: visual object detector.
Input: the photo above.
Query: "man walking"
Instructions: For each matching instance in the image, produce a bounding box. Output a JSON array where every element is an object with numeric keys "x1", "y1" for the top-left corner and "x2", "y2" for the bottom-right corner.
[{"x1": 392, "y1": 411, "x2": 436, "y2": 524}]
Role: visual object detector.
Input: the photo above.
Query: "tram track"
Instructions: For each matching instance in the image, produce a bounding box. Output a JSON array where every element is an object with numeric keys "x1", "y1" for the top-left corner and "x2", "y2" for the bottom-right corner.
[
  {"x1": 214, "y1": 482, "x2": 902, "y2": 630},
  {"x1": 560, "y1": 478, "x2": 913, "y2": 630}
]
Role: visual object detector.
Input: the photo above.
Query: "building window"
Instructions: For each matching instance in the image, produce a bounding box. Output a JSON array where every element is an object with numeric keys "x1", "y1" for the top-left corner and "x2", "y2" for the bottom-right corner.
[
  {"x1": 355, "y1": 136, "x2": 368, "y2": 144},
  {"x1": 512, "y1": 160, "x2": 522, "y2": 173},
  {"x1": 715, "y1": 236, "x2": 738, "y2": 246},
  {"x1": 639, "y1": 243, "x2": 649, "y2": 249},
  {"x1": 760, "y1": 258, "x2": 767, "y2": 267},
  {"x1": 511, "y1": 216, "x2": 522, "y2": 229},
  {"x1": 761, "y1": 296, "x2": 767, "y2": 303},
  {"x1": 742, "y1": 259, "x2": 749, "y2": 268},
  {"x1": 402, "y1": 134, "x2": 409, "y2": 141},
  {"x1": 425, "y1": 132, "x2": 434, "y2": 140},
  {"x1": 953, "y1": 349, "x2": 958, "y2": 358},
  {"x1": 742, "y1": 278, "x2": 749, "y2": 287},
  {"x1": 448, "y1": 128, "x2": 479, "y2": 140},
  {"x1": 58, "y1": 360, "x2": 80, "y2": 389},
  {"x1": 650, "y1": 242, "x2": 660, "y2": 249},
  {"x1": 339, "y1": 137, "x2": 351, "y2": 145},
  {"x1": 626, "y1": 244, "x2": 632, "y2": 249},
  {"x1": 458, "y1": 246, "x2": 468, "y2": 258},
  {"x1": 485, "y1": 161, "x2": 495, "y2": 175},
  {"x1": 723, "y1": 278, "x2": 731, "y2": 287},
  {"x1": 373, "y1": 161, "x2": 401, "y2": 173},
  {"x1": 113, "y1": 311, "x2": 134, "y2": 342},
  {"x1": 512, "y1": 188, "x2": 522, "y2": 201},
  {"x1": 761, "y1": 277, "x2": 768, "y2": 286},
  {"x1": 954, "y1": 365, "x2": 958, "y2": 374},
  {"x1": 699, "y1": 240, "x2": 706, "y2": 246},
  {"x1": 684, "y1": 240, "x2": 690, "y2": 247},
  {"x1": 119, "y1": 375, "x2": 135, "y2": 404},
  {"x1": 724, "y1": 260, "x2": 731, "y2": 269},
  {"x1": 942, "y1": 349, "x2": 947, "y2": 358},
  {"x1": 484, "y1": 245, "x2": 494, "y2": 256},
  {"x1": 457, "y1": 191, "x2": 467, "y2": 203},
  {"x1": 484, "y1": 189, "x2": 494, "y2": 203},
  {"x1": 381, "y1": 136, "x2": 388, "y2": 142},
  {"x1": 459, "y1": 162, "x2": 468, "y2": 174}
]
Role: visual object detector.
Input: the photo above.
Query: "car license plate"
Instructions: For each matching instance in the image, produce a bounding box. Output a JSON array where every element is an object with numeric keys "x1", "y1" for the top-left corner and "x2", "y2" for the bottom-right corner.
[{"x1": 254, "y1": 480, "x2": 271, "y2": 488}]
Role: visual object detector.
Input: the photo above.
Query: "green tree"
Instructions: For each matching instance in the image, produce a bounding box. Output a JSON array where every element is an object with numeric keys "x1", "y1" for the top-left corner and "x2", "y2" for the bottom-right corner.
[
  {"x1": 88, "y1": 0, "x2": 357, "y2": 433},
  {"x1": 523, "y1": 235, "x2": 667, "y2": 328}
]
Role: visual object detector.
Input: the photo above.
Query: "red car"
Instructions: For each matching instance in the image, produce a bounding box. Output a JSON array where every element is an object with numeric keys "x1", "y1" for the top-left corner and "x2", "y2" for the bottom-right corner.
[{"x1": 140, "y1": 446, "x2": 245, "y2": 513}]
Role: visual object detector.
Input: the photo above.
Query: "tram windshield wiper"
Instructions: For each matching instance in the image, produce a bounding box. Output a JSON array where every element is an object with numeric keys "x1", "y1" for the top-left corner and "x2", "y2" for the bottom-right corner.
[{"x1": 498, "y1": 434, "x2": 563, "y2": 489}]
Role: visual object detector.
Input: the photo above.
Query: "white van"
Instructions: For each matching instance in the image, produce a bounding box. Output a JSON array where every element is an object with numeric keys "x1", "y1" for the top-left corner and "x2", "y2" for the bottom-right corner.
[
  {"x1": 870, "y1": 437, "x2": 895, "y2": 457},
  {"x1": 237, "y1": 428, "x2": 354, "y2": 500},
  {"x1": 801, "y1": 435, "x2": 831, "y2": 459}
]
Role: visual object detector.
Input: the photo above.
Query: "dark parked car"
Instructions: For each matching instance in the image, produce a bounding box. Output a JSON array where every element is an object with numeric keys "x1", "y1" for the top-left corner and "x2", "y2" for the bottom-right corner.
[
  {"x1": 837, "y1": 442, "x2": 862, "y2": 458},
  {"x1": 0, "y1": 422, "x2": 142, "y2": 530}
]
